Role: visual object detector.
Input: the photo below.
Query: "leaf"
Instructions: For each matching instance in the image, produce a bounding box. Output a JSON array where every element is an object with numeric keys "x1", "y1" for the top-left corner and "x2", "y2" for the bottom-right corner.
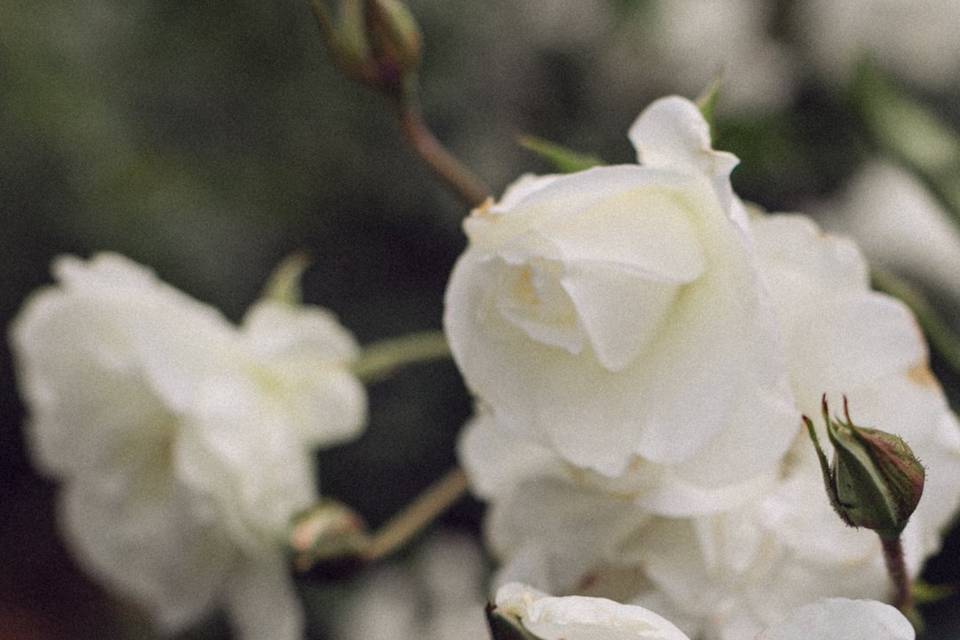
[
  {"x1": 913, "y1": 579, "x2": 956, "y2": 605},
  {"x1": 518, "y1": 135, "x2": 605, "y2": 173},
  {"x1": 853, "y1": 62, "x2": 960, "y2": 229}
]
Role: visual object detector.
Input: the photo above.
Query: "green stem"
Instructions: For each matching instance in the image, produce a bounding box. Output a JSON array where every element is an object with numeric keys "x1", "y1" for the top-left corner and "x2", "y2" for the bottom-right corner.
[
  {"x1": 352, "y1": 330, "x2": 451, "y2": 382},
  {"x1": 872, "y1": 269, "x2": 960, "y2": 376}
]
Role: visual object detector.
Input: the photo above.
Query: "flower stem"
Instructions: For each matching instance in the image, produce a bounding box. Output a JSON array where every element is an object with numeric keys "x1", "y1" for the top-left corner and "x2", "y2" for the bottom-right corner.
[
  {"x1": 395, "y1": 89, "x2": 490, "y2": 208},
  {"x1": 352, "y1": 330, "x2": 451, "y2": 383},
  {"x1": 881, "y1": 535, "x2": 915, "y2": 615},
  {"x1": 362, "y1": 467, "x2": 468, "y2": 562}
]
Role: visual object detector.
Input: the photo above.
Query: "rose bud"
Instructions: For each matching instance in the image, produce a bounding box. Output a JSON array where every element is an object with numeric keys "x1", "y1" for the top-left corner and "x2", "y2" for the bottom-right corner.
[{"x1": 804, "y1": 396, "x2": 925, "y2": 539}]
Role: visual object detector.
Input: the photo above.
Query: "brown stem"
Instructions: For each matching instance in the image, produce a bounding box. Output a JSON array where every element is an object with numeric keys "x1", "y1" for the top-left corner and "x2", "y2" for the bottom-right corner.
[
  {"x1": 362, "y1": 467, "x2": 468, "y2": 562},
  {"x1": 397, "y1": 99, "x2": 490, "y2": 208},
  {"x1": 882, "y1": 535, "x2": 914, "y2": 612}
]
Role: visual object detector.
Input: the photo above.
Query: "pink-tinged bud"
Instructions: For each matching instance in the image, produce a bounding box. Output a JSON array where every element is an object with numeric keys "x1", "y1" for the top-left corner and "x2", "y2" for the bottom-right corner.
[
  {"x1": 290, "y1": 499, "x2": 371, "y2": 572},
  {"x1": 804, "y1": 396, "x2": 925, "y2": 539}
]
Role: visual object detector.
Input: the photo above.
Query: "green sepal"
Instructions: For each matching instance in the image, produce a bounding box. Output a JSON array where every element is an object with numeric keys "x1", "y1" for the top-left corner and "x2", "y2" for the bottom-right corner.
[
  {"x1": 696, "y1": 75, "x2": 723, "y2": 134},
  {"x1": 518, "y1": 135, "x2": 605, "y2": 174},
  {"x1": 262, "y1": 251, "x2": 312, "y2": 305}
]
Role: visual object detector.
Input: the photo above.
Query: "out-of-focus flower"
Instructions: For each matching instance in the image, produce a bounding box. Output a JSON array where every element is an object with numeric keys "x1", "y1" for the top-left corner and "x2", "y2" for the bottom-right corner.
[
  {"x1": 813, "y1": 162, "x2": 960, "y2": 308},
  {"x1": 10, "y1": 253, "x2": 368, "y2": 639},
  {"x1": 799, "y1": 0, "x2": 960, "y2": 89},
  {"x1": 492, "y1": 582, "x2": 689, "y2": 640},
  {"x1": 757, "y1": 598, "x2": 915, "y2": 640},
  {"x1": 334, "y1": 532, "x2": 489, "y2": 640},
  {"x1": 446, "y1": 96, "x2": 796, "y2": 515},
  {"x1": 648, "y1": 0, "x2": 796, "y2": 113}
]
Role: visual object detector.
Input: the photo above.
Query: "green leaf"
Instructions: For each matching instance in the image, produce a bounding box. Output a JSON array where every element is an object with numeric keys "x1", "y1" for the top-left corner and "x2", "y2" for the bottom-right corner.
[
  {"x1": 913, "y1": 579, "x2": 956, "y2": 605},
  {"x1": 518, "y1": 135, "x2": 605, "y2": 173}
]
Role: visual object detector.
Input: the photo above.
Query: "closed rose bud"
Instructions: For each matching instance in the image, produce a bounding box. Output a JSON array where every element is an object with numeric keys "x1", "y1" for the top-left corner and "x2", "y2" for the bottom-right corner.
[
  {"x1": 804, "y1": 396, "x2": 925, "y2": 539},
  {"x1": 311, "y1": 0, "x2": 422, "y2": 97}
]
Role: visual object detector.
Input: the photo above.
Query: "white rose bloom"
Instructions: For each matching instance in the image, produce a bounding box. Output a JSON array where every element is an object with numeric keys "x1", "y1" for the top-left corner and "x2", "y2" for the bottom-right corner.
[
  {"x1": 813, "y1": 161, "x2": 960, "y2": 309},
  {"x1": 799, "y1": 0, "x2": 960, "y2": 88},
  {"x1": 470, "y1": 215, "x2": 960, "y2": 639},
  {"x1": 335, "y1": 532, "x2": 489, "y2": 640},
  {"x1": 493, "y1": 587, "x2": 913, "y2": 640},
  {"x1": 10, "y1": 253, "x2": 368, "y2": 639},
  {"x1": 757, "y1": 598, "x2": 914, "y2": 640},
  {"x1": 446, "y1": 96, "x2": 797, "y2": 516},
  {"x1": 494, "y1": 582, "x2": 690, "y2": 640}
]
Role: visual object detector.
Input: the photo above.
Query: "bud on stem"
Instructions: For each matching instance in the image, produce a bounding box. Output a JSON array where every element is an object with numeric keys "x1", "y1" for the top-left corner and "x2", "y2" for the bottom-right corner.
[
  {"x1": 309, "y1": 0, "x2": 421, "y2": 98},
  {"x1": 803, "y1": 395, "x2": 925, "y2": 539}
]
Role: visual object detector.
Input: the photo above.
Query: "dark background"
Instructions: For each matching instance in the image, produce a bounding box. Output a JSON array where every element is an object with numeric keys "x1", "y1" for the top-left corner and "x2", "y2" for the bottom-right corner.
[{"x1": 2, "y1": 1, "x2": 960, "y2": 637}]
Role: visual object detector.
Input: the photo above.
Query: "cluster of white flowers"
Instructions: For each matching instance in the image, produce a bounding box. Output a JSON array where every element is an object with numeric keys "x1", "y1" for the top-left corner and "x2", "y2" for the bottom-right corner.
[
  {"x1": 448, "y1": 97, "x2": 960, "y2": 638},
  {"x1": 10, "y1": 254, "x2": 367, "y2": 639}
]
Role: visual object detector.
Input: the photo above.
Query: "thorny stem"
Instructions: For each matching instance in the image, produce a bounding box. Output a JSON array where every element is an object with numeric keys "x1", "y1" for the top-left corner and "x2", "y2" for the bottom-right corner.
[
  {"x1": 362, "y1": 467, "x2": 468, "y2": 562},
  {"x1": 396, "y1": 91, "x2": 490, "y2": 208},
  {"x1": 881, "y1": 535, "x2": 916, "y2": 616}
]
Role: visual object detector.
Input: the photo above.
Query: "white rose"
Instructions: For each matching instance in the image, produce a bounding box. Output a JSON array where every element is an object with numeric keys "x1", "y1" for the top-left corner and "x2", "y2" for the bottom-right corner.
[
  {"x1": 10, "y1": 253, "x2": 368, "y2": 639},
  {"x1": 494, "y1": 582, "x2": 690, "y2": 640},
  {"x1": 446, "y1": 97, "x2": 797, "y2": 515},
  {"x1": 472, "y1": 214, "x2": 960, "y2": 639},
  {"x1": 758, "y1": 598, "x2": 914, "y2": 640}
]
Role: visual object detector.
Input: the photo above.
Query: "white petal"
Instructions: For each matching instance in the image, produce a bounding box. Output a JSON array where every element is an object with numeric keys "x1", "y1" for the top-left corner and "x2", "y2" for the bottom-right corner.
[
  {"x1": 495, "y1": 583, "x2": 691, "y2": 640},
  {"x1": 757, "y1": 598, "x2": 914, "y2": 640},
  {"x1": 487, "y1": 477, "x2": 649, "y2": 594},
  {"x1": 224, "y1": 553, "x2": 305, "y2": 640},
  {"x1": 174, "y1": 376, "x2": 318, "y2": 551},
  {"x1": 458, "y1": 410, "x2": 562, "y2": 499},
  {"x1": 242, "y1": 300, "x2": 359, "y2": 362},
  {"x1": 10, "y1": 288, "x2": 173, "y2": 477},
  {"x1": 752, "y1": 215, "x2": 925, "y2": 401},
  {"x1": 59, "y1": 476, "x2": 234, "y2": 633},
  {"x1": 627, "y1": 97, "x2": 745, "y2": 229}
]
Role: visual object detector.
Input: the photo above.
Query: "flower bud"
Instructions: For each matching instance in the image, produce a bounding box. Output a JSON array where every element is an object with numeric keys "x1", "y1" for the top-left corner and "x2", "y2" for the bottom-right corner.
[
  {"x1": 803, "y1": 396, "x2": 925, "y2": 539},
  {"x1": 312, "y1": 0, "x2": 422, "y2": 97},
  {"x1": 290, "y1": 499, "x2": 371, "y2": 572}
]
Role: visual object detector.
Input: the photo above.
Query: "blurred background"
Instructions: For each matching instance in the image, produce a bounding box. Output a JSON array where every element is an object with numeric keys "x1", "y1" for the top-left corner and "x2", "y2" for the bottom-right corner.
[{"x1": 3, "y1": 0, "x2": 960, "y2": 637}]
